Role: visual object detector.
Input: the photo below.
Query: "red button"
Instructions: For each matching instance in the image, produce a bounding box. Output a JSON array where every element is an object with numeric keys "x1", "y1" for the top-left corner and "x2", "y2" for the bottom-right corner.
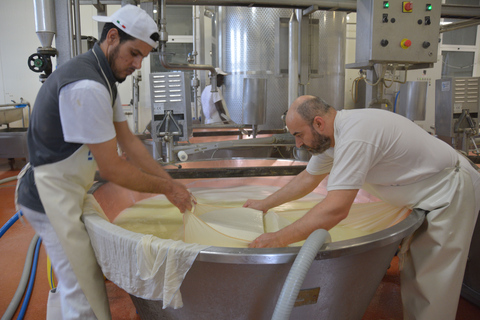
[
  {"x1": 401, "y1": 38, "x2": 412, "y2": 49},
  {"x1": 404, "y1": 2, "x2": 413, "y2": 11}
]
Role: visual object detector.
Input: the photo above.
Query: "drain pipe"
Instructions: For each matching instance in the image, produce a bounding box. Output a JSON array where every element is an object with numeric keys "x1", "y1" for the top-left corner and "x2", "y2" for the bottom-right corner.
[
  {"x1": 157, "y1": 0, "x2": 218, "y2": 92},
  {"x1": 191, "y1": 5, "x2": 200, "y2": 119},
  {"x1": 288, "y1": 9, "x2": 299, "y2": 107},
  {"x1": 271, "y1": 229, "x2": 330, "y2": 320}
]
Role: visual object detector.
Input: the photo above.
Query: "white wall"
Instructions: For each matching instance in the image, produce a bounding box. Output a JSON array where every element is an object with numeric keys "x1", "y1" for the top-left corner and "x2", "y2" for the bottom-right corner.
[{"x1": 0, "y1": 0, "x2": 41, "y2": 126}]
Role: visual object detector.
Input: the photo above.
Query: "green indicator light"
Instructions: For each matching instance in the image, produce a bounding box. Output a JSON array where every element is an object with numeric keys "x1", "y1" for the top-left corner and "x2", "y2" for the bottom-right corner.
[
  {"x1": 426, "y1": 4, "x2": 432, "y2": 11},
  {"x1": 383, "y1": 1, "x2": 390, "y2": 8}
]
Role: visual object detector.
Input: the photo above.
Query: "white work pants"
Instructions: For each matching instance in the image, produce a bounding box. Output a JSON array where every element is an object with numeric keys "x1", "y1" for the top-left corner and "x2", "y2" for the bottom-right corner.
[
  {"x1": 399, "y1": 159, "x2": 480, "y2": 320},
  {"x1": 21, "y1": 206, "x2": 97, "y2": 320}
]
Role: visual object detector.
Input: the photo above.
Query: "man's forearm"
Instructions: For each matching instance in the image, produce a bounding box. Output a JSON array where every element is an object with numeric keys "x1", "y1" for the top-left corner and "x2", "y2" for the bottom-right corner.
[
  {"x1": 265, "y1": 170, "x2": 326, "y2": 208},
  {"x1": 99, "y1": 155, "x2": 173, "y2": 194}
]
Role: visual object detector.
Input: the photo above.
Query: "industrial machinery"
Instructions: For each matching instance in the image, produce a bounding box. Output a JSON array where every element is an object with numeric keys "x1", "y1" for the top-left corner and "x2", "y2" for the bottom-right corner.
[
  {"x1": 0, "y1": 100, "x2": 31, "y2": 168},
  {"x1": 435, "y1": 77, "x2": 480, "y2": 153},
  {"x1": 355, "y1": 0, "x2": 442, "y2": 66},
  {"x1": 347, "y1": 0, "x2": 442, "y2": 109},
  {"x1": 149, "y1": 72, "x2": 192, "y2": 163},
  {"x1": 17, "y1": 0, "x2": 480, "y2": 315},
  {"x1": 86, "y1": 163, "x2": 425, "y2": 320},
  {"x1": 28, "y1": 0, "x2": 57, "y2": 82}
]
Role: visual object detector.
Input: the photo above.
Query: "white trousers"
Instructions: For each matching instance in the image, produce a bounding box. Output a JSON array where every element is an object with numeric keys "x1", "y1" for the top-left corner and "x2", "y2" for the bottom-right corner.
[
  {"x1": 21, "y1": 206, "x2": 97, "y2": 320},
  {"x1": 400, "y1": 160, "x2": 480, "y2": 320}
]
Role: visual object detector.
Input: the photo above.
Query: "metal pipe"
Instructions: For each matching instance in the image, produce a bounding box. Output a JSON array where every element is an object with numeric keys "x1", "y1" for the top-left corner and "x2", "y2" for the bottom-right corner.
[
  {"x1": 34, "y1": 0, "x2": 56, "y2": 49},
  {"x1": 440, "y1": 18, "x2": 480, "y2": 33},
  {"x1": 132, "y1": 72, "x2": 141, "y2": 133},
  {"x1": 192, "y1": 6, "x2": 199, "y2": 119},
  {"x1": 67, "y1": 0, "x2": 75, "y2": 59},
  {"x1": 158, "y1": 0, "x2": 218, "y2": 91},
  {"x1": 288, "y1": 10, "x2": 299, "y2": 107},
  {"x1": 78, "y1": 1, "x2": 480, "y2": 19},
  {"x1": 73, "y1": 0, "x2": 82, "y2": 55}
]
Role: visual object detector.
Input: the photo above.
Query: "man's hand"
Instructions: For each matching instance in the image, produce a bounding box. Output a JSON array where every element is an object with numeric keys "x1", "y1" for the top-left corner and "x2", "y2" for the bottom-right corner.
[
  {"x1": 243, "y1": 199, "x2": 270, "y2": 213},
  {"x1": 248, "y1": 232, "x2": 286, "y2": 248},
  {"x1": 164, "y1": 180, "x2": 194, "y2": 213}
]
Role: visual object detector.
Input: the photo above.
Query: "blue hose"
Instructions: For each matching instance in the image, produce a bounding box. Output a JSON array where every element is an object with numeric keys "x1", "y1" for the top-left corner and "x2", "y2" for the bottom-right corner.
[
  {"x1": 393, "y1": 90, "x2": 400, "y2": 113},
  {"x1": 0, "y1": 211, "x2": 22, "y2": 239},
  {"x1": 17, "y1": 237, "x2": 42, "y2": 320}
]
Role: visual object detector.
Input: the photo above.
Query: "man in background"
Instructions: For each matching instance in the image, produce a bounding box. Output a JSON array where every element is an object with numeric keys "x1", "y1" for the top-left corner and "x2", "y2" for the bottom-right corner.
[{"x1": 201, "y1": 67, "x2": 234, "y2": 124}]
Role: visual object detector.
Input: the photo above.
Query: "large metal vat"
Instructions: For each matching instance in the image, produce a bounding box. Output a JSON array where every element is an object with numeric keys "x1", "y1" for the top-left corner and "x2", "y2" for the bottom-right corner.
[
  {"x1": 215, "y1": 8, "x2": 346, "y2": 130},
  {"x1": 86, "y1": 159, "x2": 423, "y2": 320}
]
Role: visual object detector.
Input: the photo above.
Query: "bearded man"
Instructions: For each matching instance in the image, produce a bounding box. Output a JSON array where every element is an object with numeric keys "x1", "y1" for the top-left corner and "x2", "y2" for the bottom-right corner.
[{"x1": 244, "y1": 94, "x2": 480, "y2": 320}]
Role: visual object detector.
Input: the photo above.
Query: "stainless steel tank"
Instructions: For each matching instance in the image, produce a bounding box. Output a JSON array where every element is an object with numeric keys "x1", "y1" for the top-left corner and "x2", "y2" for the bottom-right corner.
[
  {"x1": 85, "y1": 159, "x2": 424, "y2": 320},
  {"x1": 215, "y1": 8, "x2": 346, "y2": 130}
]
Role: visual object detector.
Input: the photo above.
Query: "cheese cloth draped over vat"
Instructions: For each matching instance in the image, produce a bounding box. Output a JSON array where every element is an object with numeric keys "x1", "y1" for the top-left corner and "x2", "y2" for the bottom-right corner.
[{"x1": 85, "y1": 185, "x2": 410, "y2": 310}]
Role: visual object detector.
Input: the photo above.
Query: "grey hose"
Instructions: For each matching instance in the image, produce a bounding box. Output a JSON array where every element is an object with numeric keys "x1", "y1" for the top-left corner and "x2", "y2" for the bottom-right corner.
[
  {"x1": 0, "y1": 176, "x2": 17, "y2": 185},
  {"x1": 271, "y1": 229, "x2": 330, "y2": 320},
  {"x1": 1, "y1": 234, "x2": 40, "y2": 320}
]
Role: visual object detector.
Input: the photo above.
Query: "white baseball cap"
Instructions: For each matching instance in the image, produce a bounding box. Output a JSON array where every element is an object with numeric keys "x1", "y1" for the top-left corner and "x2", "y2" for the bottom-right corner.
[
  {"x1": 93, "y1": 4, "x2": 159, "y2": 48},
  {"x1": 215, "y1": 67, "x2": 227, "y2": 75}
]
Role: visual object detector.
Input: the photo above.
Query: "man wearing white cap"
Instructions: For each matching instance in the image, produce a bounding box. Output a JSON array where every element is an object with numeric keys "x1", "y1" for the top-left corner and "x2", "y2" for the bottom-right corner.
[
  {"x1": 201, "y1": 67, "x2": 234, "y2": 124},
  {"x1": 16, "y1": 5, "x2": 193, "y2": 319}
]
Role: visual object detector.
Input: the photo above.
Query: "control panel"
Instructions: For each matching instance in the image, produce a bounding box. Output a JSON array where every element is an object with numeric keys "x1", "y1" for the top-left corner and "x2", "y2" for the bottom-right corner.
[{"x1": 355, "y1": 0, "x2": 442, "y2": 65}]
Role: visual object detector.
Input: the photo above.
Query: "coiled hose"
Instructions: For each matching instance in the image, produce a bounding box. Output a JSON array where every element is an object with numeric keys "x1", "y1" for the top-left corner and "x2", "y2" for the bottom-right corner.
[{"x1": 271, "y1": 229, "x2": 330, "y2": 320}]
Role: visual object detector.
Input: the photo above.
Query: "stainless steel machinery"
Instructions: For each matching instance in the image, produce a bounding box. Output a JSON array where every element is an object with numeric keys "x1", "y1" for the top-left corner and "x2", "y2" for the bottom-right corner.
[
  {"x1": 215, "y1": 7, "x2": 346, "y2": 129},
  {"x1": 86, "y1": 161, "x2": 425, "y2": 320},
  {"x1": 149, "y1": 72, "x2": 192, "y2": 163},
  {"x1": 348, "y1": 0, "x2": 442, "y2": 109},
  {"x1": 435, "y1": 77, "x2": 480, "y2": 153},
  {"x1": 0, "y1": 101, "x2": 31, "y2": 166}
]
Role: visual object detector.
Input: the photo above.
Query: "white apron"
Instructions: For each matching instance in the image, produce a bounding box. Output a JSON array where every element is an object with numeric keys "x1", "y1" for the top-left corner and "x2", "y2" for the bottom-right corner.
[
  {"x1": 364, "y1": 156, "x2": 480, "y2": 320},
  {"x1": 31, "y1": 145, "x2": 111, "y2": 320}
]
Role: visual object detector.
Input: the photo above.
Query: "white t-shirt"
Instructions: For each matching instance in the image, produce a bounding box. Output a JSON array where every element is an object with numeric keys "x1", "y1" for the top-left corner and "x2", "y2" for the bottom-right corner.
[
  {"x1": 201, "y1": 85, "x2": 230, "y2": 124},
  {"x1": 306, "y1": 109, "x2": 458, "y2": 191},
  {"x1": 58, "y1": 80, "x2": 126, "y2": 144}
]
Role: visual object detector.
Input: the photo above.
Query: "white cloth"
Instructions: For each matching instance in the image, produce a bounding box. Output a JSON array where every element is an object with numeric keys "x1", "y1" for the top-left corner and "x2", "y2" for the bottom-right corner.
[
  {"x1": 306, "y1": 109, "x2": 458, "y2": 192},
  {"x1": 59, "y1": 80, "x2": 126, "y2": 144},
  {"x1": 83, "y1": 197, "x2": 209, "y2": 310},
  {"x1": 21, "y1": 206, "x2": 97, "y2": 319},
  {"x1": 200, "y1": 85, "x2": 230, "y2": 124}
]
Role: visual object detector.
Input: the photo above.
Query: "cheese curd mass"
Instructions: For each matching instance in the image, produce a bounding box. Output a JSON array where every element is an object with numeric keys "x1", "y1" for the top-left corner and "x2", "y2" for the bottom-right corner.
[{"x1": 114, "y1": 185, "x2": 410, "y2": 247}]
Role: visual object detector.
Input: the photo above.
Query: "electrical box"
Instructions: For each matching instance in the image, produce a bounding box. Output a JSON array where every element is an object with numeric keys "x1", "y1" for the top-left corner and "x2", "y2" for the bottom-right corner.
[
  {"x1": 435, "y1": 77, "x2": 480, "y2": 148},
  {"x1": 149, "y1": 72, "x2": 192, "y2": 143},
  {"x1": 355, "y1": 0, "x2": 442, "y2": 66}
]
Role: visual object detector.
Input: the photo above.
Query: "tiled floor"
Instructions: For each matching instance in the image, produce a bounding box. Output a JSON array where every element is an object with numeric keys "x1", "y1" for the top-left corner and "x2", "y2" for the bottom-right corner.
[{"x1": 1, "y1": 157, "x2": 479, "y2": 319}]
